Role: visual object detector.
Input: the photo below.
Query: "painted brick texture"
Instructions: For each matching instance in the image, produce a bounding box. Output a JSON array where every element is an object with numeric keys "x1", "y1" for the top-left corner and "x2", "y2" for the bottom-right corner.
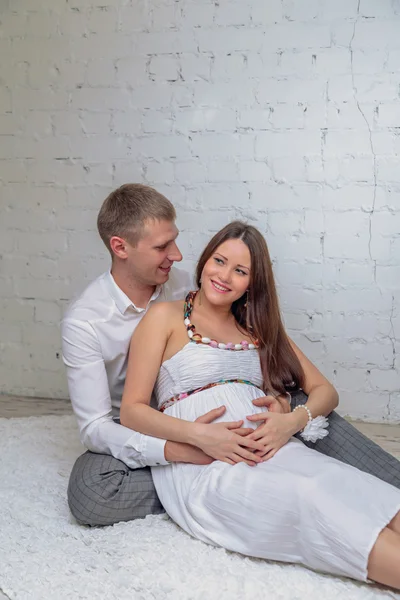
[{"x1": 0, "y1": 0, "x2": 399, "y2": 421}]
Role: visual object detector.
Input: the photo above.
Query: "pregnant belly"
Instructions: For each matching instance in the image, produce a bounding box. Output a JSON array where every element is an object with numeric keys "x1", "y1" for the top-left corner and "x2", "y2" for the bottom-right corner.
[
  {"x1": 153, "y1": 383, "x2": 269, "y2": 537},
  {"x1": 162, "y1": 382, "x2": 267, "y2": 426}
]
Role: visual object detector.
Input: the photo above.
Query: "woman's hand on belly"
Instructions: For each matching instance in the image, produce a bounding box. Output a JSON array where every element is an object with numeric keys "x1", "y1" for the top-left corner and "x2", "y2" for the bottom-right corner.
[
  {"x1": 189, "y1": 420, "x2": 266, "y2": 467},
  {"x1": 164, "y1": 406, "x2": 253, "y2": 465},
  {"x1": 246, "y1": 412, "x2": 298, "y2": 460}
]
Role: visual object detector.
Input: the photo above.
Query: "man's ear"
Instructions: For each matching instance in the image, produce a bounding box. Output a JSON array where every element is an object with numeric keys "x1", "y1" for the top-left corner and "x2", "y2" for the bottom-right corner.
[{"x1": 110, "y1": 236, "x2": 129, "y2": 259}]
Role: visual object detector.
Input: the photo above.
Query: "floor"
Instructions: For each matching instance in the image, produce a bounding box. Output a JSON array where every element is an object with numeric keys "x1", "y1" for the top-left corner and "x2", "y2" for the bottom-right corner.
[{"x1": 1, "y1": 394, "x2": 400, "y2": 600}]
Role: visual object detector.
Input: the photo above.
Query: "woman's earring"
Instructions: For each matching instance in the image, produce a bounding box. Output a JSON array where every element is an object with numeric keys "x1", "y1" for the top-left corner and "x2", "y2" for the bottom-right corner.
[
  {"x1": 244, "y1": 289, "x2": 249, "y2": 309},
  {"x1": 245, "y1": 290, "x2": 252, "y2": 331}
]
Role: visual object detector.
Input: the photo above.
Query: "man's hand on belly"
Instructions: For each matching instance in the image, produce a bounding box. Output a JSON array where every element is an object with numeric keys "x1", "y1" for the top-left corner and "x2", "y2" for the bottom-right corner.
[{"x1": 252, "y1": 395, "x2": 291, "y2": 414}]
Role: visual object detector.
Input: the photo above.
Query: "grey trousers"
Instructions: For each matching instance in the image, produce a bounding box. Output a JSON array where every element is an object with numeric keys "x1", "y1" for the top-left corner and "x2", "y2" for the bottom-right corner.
[{"x1": 68, "y1": 390, "x2": 400, "y2": 526}]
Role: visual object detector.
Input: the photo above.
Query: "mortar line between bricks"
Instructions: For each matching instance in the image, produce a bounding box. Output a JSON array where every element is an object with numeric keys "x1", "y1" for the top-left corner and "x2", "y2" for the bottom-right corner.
[
  {"x1": 349, "y1": 0, "x2": 378, "y2": 263},
  {"x1": 0, "y1": 584, "x2": 12, "y2": 600}
]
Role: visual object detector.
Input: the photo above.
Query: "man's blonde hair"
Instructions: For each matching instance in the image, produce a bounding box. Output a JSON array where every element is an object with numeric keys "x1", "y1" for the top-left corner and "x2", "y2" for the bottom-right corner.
[{"x1": 97, "y1": 183, "x2": 176, "y2": 254}]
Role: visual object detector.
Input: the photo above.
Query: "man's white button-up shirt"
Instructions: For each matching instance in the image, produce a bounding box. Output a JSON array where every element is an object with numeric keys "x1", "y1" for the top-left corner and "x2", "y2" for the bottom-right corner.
[{"x1": 61, "y1": 268, "x2": 193, "y2": 469}]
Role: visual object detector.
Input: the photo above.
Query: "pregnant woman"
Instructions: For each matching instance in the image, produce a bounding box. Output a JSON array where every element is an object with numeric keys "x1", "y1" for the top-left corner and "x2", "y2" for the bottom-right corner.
[{"x1": 121, "y1": 221, "x2": 400, "y2": 590}]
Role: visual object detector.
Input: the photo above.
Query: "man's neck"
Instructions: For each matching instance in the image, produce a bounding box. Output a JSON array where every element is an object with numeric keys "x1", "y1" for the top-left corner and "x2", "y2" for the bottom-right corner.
[{"x1": 111, "y1": 267, "x2": 157, "y2": 309}]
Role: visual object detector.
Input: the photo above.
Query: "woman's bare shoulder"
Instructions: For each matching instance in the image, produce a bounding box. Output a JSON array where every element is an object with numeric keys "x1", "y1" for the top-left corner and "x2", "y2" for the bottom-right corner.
[
  {"x1": 146, "y1": 299, "x2": 185, "y2": 320},
  {"x1": 133, "y1": 301, "x2": 185, "y2": 342}
]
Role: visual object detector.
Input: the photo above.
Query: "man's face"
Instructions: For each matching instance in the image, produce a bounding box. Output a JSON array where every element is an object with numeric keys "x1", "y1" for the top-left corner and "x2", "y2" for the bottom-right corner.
[{"x1": 126, "y1": 219, "x2": 183, "y2": 286}]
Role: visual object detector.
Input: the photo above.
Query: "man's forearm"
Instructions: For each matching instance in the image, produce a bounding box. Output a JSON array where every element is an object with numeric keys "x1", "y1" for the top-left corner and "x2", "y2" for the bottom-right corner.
[
  {"x1": 82, "y1": 416, "x2": 169, "y2": 469},
  {"x1": 164, "y1": 441, "x2": 194, "y2": 462},
  {"x1": 164, "y1": 440, "x2": 213, "y2": 465}
]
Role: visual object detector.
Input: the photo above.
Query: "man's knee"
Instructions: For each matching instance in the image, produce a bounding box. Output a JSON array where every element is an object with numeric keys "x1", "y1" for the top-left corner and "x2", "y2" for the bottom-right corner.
[{"x1": 67, "y1": 451, "x2": 164, "y2": 527}]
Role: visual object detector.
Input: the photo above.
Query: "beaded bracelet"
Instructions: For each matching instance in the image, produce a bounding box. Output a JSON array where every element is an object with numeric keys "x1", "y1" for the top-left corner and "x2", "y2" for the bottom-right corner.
[
  {"x1": 292, "y1": 405, "x2": 329, "y2": 443},
  {"x1": 293, "y1": 404, "x2": 312, "y2": 431}
]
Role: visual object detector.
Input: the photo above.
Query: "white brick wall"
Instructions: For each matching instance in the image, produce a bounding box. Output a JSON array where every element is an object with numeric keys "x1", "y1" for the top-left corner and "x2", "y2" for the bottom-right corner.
[{"x1": 0, "y1": 0, "x2": 399, "y2": 422}]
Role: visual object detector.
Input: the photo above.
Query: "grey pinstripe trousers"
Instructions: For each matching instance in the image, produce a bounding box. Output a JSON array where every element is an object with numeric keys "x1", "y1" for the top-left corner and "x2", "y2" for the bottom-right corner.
[{"x1": 68, "y1": 390, "x2": 400, "y2": 526}]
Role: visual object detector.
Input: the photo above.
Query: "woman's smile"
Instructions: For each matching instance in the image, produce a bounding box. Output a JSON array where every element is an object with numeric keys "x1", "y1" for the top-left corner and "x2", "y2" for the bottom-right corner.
[{"x1": 210, "y1": 280, "x2": 232, "y2": 293}]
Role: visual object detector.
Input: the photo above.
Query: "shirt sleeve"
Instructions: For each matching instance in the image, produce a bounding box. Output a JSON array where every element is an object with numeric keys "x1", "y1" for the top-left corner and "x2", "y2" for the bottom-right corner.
[{"x1": 61, "y1": 318, "x2": 169, "y2": 468}]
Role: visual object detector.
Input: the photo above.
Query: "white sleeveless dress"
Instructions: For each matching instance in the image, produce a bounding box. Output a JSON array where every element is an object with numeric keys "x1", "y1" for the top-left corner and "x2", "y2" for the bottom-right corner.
[{"x1": 151, "y1": 342, "x2": 400, "y2": 582}]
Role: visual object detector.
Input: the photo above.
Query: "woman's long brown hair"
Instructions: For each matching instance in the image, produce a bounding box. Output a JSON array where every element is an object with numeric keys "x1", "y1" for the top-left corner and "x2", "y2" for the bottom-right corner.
[{"x1": 195, "y1": 221, "x2": 304, "y2": 395}]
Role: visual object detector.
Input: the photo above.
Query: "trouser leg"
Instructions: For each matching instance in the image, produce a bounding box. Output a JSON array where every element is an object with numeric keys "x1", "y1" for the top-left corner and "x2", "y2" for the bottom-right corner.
[
  {"x1": 67, "y1": 451, "x2": 165, "y2": 526},
  {"x1": 291, "y1": 390, "x2": 400, "y2": 489}
]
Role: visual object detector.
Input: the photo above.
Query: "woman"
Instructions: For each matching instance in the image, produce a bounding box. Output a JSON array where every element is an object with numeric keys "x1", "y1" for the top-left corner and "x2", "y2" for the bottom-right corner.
[{"x1": 121, "y1": 221, "x2": 400, "y2": 589}]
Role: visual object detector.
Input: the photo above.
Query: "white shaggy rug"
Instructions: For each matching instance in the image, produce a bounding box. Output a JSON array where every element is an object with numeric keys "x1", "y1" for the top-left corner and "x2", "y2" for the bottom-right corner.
[{"x1": 0, "y1": 415, "x2": 399, "y2": 600}]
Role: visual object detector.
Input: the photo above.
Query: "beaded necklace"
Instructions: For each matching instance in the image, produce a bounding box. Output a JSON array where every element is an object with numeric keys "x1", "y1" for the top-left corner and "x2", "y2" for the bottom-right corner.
[{"x1": 183, "y1": 291, "x2": 259, "y2": 351}]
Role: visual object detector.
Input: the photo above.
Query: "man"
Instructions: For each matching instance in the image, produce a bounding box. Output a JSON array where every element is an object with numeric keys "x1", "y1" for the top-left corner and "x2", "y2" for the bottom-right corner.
[{"x1": 62, "y1": 183, "x2": 400, "y2": 527}]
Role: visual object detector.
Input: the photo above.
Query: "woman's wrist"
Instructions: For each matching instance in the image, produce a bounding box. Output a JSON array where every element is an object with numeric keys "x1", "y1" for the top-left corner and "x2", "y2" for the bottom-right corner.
[
  {"x1": 287, "y1": 408, "x2": 309, "y2": 435},
  {"x1": 186, "y1": 421, "x2": 203, "y2": 446}
]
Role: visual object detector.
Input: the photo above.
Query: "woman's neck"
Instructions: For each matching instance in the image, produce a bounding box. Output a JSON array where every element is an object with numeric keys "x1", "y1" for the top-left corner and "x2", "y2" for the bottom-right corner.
[{"x1": 194, "y1": 288, "x2": 234, "y2": 325}]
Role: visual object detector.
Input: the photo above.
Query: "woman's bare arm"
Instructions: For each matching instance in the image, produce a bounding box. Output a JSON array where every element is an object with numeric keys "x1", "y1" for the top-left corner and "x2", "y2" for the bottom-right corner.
[
  {"x1": 246, "y1": 336, "x2": 339, "y2": 458},
  {"x1": 288, "y1": 337, "x2": 339, "y2": 432},
  {"x1": 120, "y1": 303, "x2": 196, "y2": 443}
]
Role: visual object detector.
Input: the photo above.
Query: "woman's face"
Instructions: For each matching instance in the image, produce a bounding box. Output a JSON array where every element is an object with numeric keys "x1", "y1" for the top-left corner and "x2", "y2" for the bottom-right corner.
[{"x1": 201, "y1": 238, "x2": 251, "y2": 306}]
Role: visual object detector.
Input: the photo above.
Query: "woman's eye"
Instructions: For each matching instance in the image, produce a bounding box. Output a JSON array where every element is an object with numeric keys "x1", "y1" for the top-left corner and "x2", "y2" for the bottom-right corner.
[{"x1": 214, "y1": 257, "x2": 223, "y2": 264}]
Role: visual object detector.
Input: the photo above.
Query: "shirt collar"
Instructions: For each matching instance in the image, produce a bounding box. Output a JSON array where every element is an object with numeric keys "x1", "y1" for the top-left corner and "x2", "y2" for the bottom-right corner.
[{"x1": 105, "y1": 272, "x2": 163, "y2": 315}]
